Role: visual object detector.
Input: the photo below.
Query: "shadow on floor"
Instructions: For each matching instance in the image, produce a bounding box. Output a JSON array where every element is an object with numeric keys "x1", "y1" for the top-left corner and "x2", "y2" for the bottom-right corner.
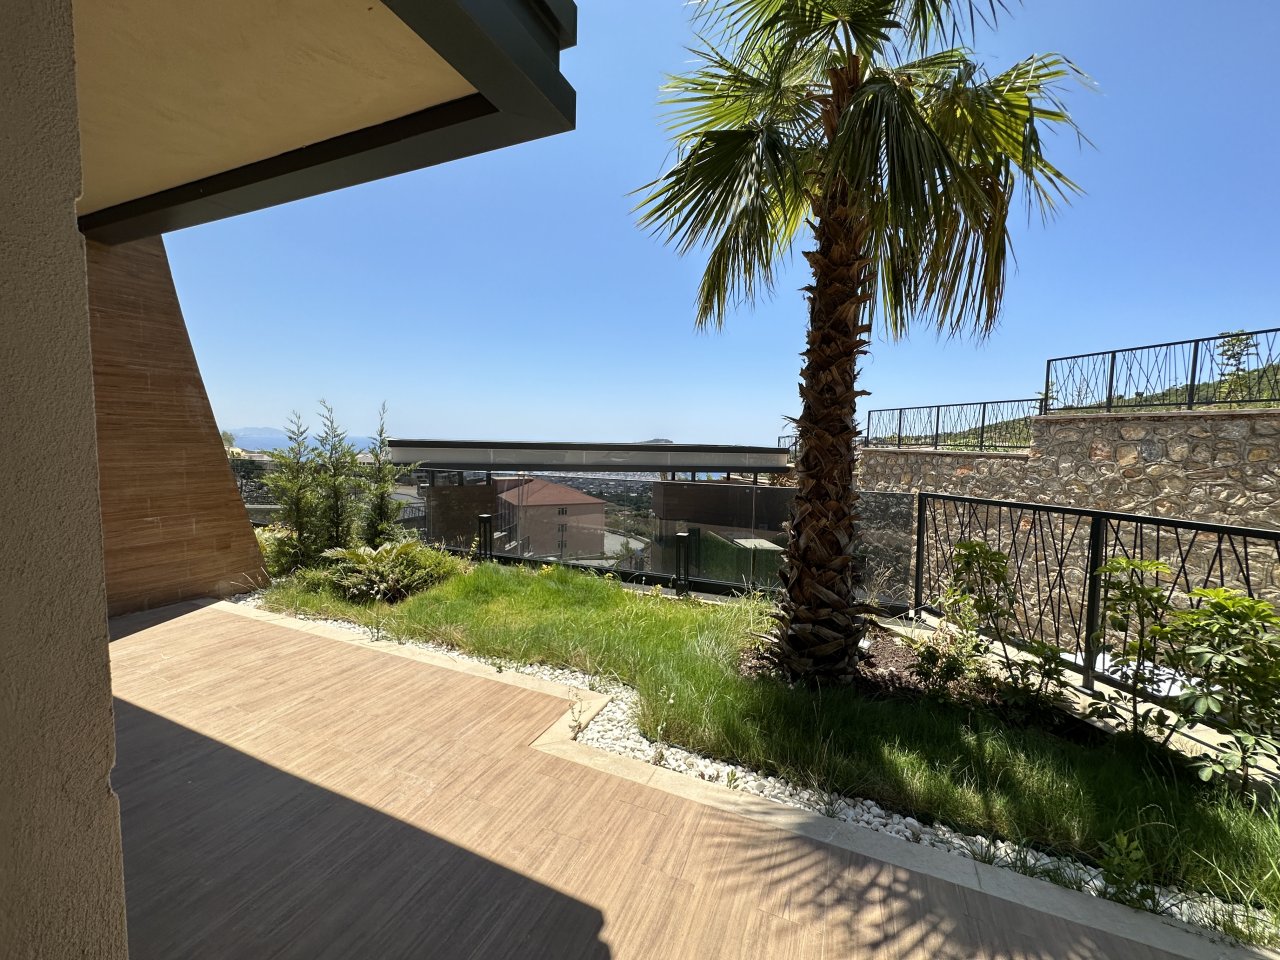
[
  {"x1": 702, "y1": 808, "x2": 1176, "y2": 960},
  {"x1": 109, "y1": 601, "x2": 207, "y2": 641},
  {"x1": 113, "y1": 698, "x2": 610, "y2": 960}
]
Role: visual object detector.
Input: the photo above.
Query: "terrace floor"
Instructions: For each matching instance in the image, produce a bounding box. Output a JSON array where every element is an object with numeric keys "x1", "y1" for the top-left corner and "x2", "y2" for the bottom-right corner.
[{"x1": 110, "y1": 602, "x2": 1234, "y2": 959}]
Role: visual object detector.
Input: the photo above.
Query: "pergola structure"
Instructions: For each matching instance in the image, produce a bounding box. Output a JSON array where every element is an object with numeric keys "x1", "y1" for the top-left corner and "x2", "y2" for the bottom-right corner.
[{"x1": 388, "y1": 439, "x2": 791, "y2": 475}]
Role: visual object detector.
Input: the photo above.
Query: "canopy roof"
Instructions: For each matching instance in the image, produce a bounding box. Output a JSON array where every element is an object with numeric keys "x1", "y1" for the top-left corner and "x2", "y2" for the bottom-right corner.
[
  {"x1": 388, "y1": 439, "x2": 791, "y2": 473},
  {"x1": 75, "y1": 0, "x2": 576, "y2": 242}
]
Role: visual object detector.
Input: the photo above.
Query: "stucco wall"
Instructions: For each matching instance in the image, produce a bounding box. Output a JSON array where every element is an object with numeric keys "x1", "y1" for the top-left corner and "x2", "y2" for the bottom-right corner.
[
  {"x1": 0, "y1": 2, "x2": 129, "y2": 955},
  {"x1": 859, "y1": 409, "x2": 1280, "y2": 530}
]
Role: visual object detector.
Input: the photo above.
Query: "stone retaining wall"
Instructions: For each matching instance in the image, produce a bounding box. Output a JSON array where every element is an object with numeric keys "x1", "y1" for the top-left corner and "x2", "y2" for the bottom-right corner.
[
  {"x1": 853, "y1": 490, "x2": 916, "y2": 603},
  {"x1": 859, "y1": 409, "x2": 1280, "y2": 530}
]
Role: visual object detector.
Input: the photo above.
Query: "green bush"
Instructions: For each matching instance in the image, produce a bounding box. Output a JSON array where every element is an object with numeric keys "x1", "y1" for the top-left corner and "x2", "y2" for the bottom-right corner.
[
  {"x1": 1160, "y1": 587, "x2": 1280, "y2": 791},
  {"x1": 255, "y1": 524, "x2": 301, "y2": 578},
  {"x1": 910, "y1": 584, "x2": 992, "y2": 694},
  {"x1": 264, "y1": 414, "x2": 322, "y2": 568},
  {"x1": 290, "y1": 566, "x2": 336, "y2": 595},
  {"x1": 1086, "y1": 557, "x2": 1177, "y2": 742},
  {"x1": 264, "y1": 402, "x2": 418, "y2": 563},
  {"x1": 313, "y1": 400, "x2": 363, "y2": 552},
  {"x1": 323, "y1": 541, "x2": 467, "y2": 603}
]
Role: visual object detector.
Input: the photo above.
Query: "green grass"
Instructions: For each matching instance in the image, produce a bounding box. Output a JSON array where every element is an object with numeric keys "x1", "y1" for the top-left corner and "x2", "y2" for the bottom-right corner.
[{"x1": 262, "y1": 562, "x2": 1280, "y2": 936}]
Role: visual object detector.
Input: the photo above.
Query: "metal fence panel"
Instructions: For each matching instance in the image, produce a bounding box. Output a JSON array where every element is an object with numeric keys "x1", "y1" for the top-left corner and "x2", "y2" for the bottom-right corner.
[
  {"x1": 865, "y1": 399, "x2": 1039, "y2": 451},
  {"x1": 1045, "y1": 327, "x2": 1280, "y2": 412},
  {"x1": 915, "y1": 493, "x2": 1280, "y2": 684}
]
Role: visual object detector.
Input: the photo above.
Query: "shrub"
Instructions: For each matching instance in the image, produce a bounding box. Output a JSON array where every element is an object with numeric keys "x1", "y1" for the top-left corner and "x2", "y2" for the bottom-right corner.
[
  {"x1": 949, "y1": 540, "x2": 1017, "y2": 646},
  {"x1": 290, "y1": 566, "x2": 335, "y2": 595},
  {"x1": 1160, "y1": 587, "x2": 1280, "y2": 791},
  {"x1": 263, "y1": 402, "x2": 424, "y2": 554},
  {"x1": 909, "y1": 584, "x2": 992, "y2": 694},
  {"x1": 255, "y1": 524, "x2": 301, "y2": 578},
  {"x1": 313, "y1": 400, "x2": 363, "y2": 552},
  {"x1": 362, "y1": 402, "x2": 405, "y2": 548},
  {"x1": 264, "y1": 413, "x2": 322, "y2": 568},
  {"x1": 323, "y1": 541, "x2": 467, "y2": 603},
  {"x1": 1086, "y1": 558, "x2": 1176, "y2": 741},
  {"x1": 918, "y1": 540, "x2": 1068, "y2": 703}
]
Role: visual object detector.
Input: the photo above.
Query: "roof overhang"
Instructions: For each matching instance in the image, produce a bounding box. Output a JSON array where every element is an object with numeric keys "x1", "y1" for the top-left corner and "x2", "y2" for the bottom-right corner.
[
  {"x1": 387, "y1": 440, "x2": 792, "y2": 473},
  {"x1": 75, "y1": 0, "x2": 576, "y2": 243}
]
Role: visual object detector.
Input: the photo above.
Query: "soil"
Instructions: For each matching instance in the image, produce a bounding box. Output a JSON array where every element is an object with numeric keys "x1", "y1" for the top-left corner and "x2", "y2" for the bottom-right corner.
[{"x1": 743, "y1": 624, "x2": 1112, "y2": 749}]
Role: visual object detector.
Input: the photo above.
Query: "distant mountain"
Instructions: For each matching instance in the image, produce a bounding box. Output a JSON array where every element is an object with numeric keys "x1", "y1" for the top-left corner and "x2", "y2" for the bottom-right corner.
[
  {"x1": 638, "y1": 438, "x2": 674, "y2": 444},
  {"x1": 226, "y1": 426, "x2": 376, "y2": 451}
]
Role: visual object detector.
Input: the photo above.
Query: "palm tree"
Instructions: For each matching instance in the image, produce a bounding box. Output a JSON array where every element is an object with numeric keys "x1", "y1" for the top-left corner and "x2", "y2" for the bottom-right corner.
[{"x1": 638, "y1": 0, "x2": 1085, "y2": 681}]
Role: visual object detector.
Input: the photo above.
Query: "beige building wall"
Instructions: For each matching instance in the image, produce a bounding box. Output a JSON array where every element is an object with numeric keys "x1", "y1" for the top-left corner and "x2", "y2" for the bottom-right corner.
[
  {"x1": 0, "y1": 1, "x2": 130, "y2": 955},
  {"x1": 519, "y1": 503, "x2": 605, "y2": 557}
]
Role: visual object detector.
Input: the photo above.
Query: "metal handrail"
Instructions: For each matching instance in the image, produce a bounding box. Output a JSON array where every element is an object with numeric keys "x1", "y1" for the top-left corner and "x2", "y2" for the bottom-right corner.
[
  {"x1": 865, "y1": 399, "x2": 1039, "y2": 451},
  {"x1": 1044, "y1": 325, "x2": 1280, "y2": 413},
  {"x1": 913, "y1": 492, "x2": 1280, "y2": 689}
]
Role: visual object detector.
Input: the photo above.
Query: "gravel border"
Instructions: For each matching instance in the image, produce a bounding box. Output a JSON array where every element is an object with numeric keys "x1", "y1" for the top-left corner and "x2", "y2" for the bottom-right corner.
[{"x1": 231, "y1": 592, "x2": 1275, "y2": 945}]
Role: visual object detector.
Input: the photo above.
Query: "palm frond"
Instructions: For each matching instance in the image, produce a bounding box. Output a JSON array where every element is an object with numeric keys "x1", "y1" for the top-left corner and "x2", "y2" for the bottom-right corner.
[
  {"x1": 692, "y1": 178, "x2": 803, "y2": 326},
  {"x1": 698, "y1": 0, "x2": 903, "y2": 61},
  {"x1": 699, "y1": 0, "x2": 1010, "y2": 54},
  {"x1": 919, "y1": 52, "x2": 1088, "y2": 211},
  {"x1": 661, "y1": 41, "x2": 824, "y2": 145},
  {"x1": 642, "y1": 3, "x2": 1084, "y2": 339},
  {"x1": 637, "y1": 124, "x2": 809, "y2": 327},
  {"x1": 871, "y1": 49, "x2": 1087, "y2": 337},
  {"x1": 893, "y1": 0, "x2": 1009, "y2": 51},
  {"x1": 637, "y1": 40, "x2": 818, "y2": 327}
]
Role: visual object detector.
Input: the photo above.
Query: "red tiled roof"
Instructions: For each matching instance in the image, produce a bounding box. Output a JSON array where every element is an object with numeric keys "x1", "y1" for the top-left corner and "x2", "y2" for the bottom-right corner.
[{"x1": 496, "y1": 478, "x2": 605, "y2": 507}]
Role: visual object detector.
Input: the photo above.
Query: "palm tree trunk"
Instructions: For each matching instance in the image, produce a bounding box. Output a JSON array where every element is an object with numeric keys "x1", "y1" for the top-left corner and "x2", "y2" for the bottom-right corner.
[{"x1": 774, "y1": 63, "x2": 875, "y2": 681}]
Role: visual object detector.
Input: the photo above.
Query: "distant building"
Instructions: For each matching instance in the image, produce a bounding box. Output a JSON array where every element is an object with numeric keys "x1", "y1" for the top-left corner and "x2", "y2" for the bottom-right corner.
[{"x1": 496, "y1": 477, "x2": 605, "y2": 558}]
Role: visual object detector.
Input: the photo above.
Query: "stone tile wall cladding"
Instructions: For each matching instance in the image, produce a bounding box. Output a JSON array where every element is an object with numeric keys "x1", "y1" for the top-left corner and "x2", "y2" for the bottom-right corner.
[
  {"x1": 852, "y1": 490, "x2": 917, "y2": 604},
  {"x1": 858, "y1": 409, "x2": 1280, "y2": 531}
]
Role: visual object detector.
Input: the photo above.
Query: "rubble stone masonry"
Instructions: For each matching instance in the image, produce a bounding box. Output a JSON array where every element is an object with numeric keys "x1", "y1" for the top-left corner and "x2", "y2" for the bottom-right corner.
[{"x1": 858, "y1": 409, "x2": 1280, "y2": 530}]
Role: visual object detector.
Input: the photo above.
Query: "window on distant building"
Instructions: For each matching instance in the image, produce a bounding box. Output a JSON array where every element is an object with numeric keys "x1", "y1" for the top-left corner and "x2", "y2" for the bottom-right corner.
[
  {"x1": 557, "y1": 523, "x2": 567, "y2": 533},
  {"x1": 557, "y1": 507, "x2": 567, "y2": 515},
  {"x1": 556, "y1": 540, "x2": 566, "y2": 550}
]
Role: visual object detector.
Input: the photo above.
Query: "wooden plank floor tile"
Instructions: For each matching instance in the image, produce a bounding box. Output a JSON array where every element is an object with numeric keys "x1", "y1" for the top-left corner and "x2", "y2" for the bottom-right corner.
[{"x1": 111, "y1": 605, "x2": 1199, "y2": 960}]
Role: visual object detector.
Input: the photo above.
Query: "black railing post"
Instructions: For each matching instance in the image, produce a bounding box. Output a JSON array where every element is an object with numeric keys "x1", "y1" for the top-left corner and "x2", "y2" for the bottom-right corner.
[
  {"x1": 1105, "y1": 351, "x2": 1117, "y2": 412},
  {"x1": 674, "y1": 531, "x2": 691, "y2": 596},
  {"x1": 1081, "y1": 515, "x2": 1107, "y2": 690},
  {"x1": 1042, "y1": 360, "x2": 1053, "y2": 415},
  {"x1": 932, "y1": 407, "x2": 942, "y2": 449},
  {"x1": 977, "y1": 402, "x2": 988, "y2": 451},
  {"x1": 476, "y1": 513, "x2": 493, "y2": 561},
  {"x1": 896, "y1": 409, "x2": 904, "y2": 448},
  {"x1": 913, "y1": 493, "x2": 927, "y2": 614},
  {"x1": 1187, "y1": 338, "x2": 1201, "y2": 410}
]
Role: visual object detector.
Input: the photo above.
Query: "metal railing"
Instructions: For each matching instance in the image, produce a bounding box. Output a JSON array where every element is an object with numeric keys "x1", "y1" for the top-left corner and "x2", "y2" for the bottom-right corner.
[
  {"x1": 777, "y1": 432, "x2": 867, "y2": 460},
  {"x1": 865, "y1": 399, "x2": 1040, "y2": 451},
  {"x1": 913, "y1": 493, "x2": 1280, "y2": 688},
  {"x1": 404, "y1": 473, "x2": 796, "y2": 591},
  {"x1": 405, "y1": 490, "x2": 1280, "y2": 692},
  {"x1": 1044, "y1": 326, "x2": 1280, "y2": 413}
]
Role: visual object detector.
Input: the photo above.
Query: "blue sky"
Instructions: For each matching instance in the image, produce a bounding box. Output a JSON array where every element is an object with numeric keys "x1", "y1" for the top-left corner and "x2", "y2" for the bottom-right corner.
[{"x1": 168, "y1": 1, "x2": 1280, "y2": 446}]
